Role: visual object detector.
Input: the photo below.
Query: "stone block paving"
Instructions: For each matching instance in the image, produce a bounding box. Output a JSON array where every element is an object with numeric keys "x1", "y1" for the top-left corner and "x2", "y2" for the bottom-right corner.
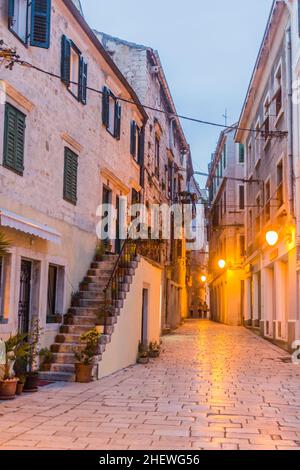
[{"x1": 0, "y1": 320, "x2": 300, "y2": 450}]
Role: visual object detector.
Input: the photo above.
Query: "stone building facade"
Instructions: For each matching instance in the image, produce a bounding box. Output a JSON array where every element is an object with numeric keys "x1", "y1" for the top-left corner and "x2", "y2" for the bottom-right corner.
[
  {"x1": 0, "y1": 0, "x2": 165, "y2": 377},
  {"x1": 95, "y1": 31, "x2": 194, "y2": 331},
  {"x1": 236, "y1": 1, "x2": 298, "y2": 351},
  {"x1": 207, "y1": 128, "x2": 245, "y2": 326}
]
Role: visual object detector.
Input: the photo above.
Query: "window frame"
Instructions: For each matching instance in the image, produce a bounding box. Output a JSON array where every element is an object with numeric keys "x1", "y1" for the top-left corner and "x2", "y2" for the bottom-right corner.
[
  {"x1": 0, "y1": 257, "x2": 4, "y2": 320},
  {"x1": 274, "y1": 61, "x2": 283, "y2": 123},
  {"x1": 254, "y1": 118, "x2": 261, "y2": 167},
  {"x1": 68, "y1": 41, "x2": 81, "y2": 100},
  {"x1": 3, "y1": 102, "x2": 26, "y2": 176},
  {"x1": 155, "y1": 135, "x2": 160, "y2": 178},
  {"x1": 239, "y1": 185, "x2": 245, "y2": 210},
  {"x1": 63, "y1": 147, "x2": 78, "y2": 206}
]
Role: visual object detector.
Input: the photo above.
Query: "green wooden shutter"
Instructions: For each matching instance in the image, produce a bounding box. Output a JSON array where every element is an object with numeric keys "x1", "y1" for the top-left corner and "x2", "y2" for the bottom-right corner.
[
  {"x1": 239, "y1": 143, "x2": 245, "y2": 163},
  {"x1": 130, "y1": 121, "x2": 137, "y2": 157},
  {"x1": 3, "y1": 103, "x2": 25, "y2": 175},
  {"x1": 30, "y1": 0, "x2": 51, "y2": 49},
  {"x1": 138, "y1": 126, "x2": 145, "y2": 165},
  {"x1": 8, "y1": 0, "x2": 14, "y2": 26},
  {"x1": 64, "y1": 148, "x2": 78, "y2": 205},
  {"x1": 61, "y1": 35, "x2": 71, "y2": 86},
  {"x1": 102, "y1": 86, "x2": 110, "y2": 127},
  {"x1": 114, "y1": 102, "x2": 121, "y2": 140},
  {"x1": 79, "y1": 58, "x2": 88, "y2": 105}
]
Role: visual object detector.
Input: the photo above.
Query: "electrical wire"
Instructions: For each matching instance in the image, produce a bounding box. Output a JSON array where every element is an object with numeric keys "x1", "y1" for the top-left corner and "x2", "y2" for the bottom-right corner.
[{"x1": 6, "y1": 56, "x2": 287, "y2": 138}]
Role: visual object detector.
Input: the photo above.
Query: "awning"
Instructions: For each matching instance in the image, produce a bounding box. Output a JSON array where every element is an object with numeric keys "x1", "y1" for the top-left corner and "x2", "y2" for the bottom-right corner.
[{"x1": 0, "y1": 209, "x2": 62, "y2": 244}]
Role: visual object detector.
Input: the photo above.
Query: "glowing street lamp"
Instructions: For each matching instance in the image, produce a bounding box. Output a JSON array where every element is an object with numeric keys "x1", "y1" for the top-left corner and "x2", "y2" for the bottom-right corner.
[
  {"x1": 200, "y1": 275, "x2": 207, "y2": 283},
  {"x1": 218, "y1": 259, "x2": 226, "y2": 270},
  {"x1": 266, "y1": 230, "x2": 279, "y2": 247}
]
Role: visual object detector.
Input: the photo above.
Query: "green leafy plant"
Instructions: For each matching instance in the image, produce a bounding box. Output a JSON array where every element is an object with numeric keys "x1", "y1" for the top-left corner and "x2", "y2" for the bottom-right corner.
[
  {"x1": 0, "y1": 232, "x2": 11, "y2": 258},
  {"x1": 149, "y1": 342, "x2": 160, "y2": 354},
  {"x1": 39, "y1": 348, "x2": 53, "y2": 365},
  {"x1": 26, "y1": 318, "x2": 43, "y2": 375},
  {"x1": 4, "y1": 334, "x2": 30, "y2": 380},
  {"x1": 75, "y1": 329, "x2": 101, "y2": 365}
]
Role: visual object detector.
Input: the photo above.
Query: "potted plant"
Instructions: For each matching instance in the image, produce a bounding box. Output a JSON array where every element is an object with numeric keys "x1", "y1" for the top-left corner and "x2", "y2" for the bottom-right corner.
[
  {"x1": 0, "y1": 334, "x2": 30, "y2": 399},
  {"x1": 149, "y1": 342, "x2": 160, "y2": 358},
  {"x1": 74, "y1": 329, "x2": 101, "y2": 383},
  {"x1": 137, "y1": 342, "x2": 149, "y2": 365},
  {"x1": 16, "y1": 376, "x2": 26, "y2": 395},
  {"x1": 95, "y1": 305, "x2": 115, "y2": 334},
  {"x1": 39, "y1": 348, "x2": 53, "y2": 371},
  {"x1": 71, "y1": 291, "x2": 81, "y2": 307},
  {"x1": 23, "y1": 319, "x2": 43, "y2": 393}
]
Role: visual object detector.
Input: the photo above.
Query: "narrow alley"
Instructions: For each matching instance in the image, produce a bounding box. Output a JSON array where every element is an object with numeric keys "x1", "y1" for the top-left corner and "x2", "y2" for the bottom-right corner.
[{"x1": 0, "y1": 321, "x2": 299, "y2": 451}]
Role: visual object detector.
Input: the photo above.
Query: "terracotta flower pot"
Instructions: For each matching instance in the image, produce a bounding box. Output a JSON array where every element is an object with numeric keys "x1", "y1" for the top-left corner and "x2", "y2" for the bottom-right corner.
[
  {"x1": 23, "y1": 374, "x2": 39, "y2": 392},
  {"x1": 95, "y1": 325, "x2": 104, "y2": 335},
  {"x1": 0, "y1": 379, "x2": 18, "y2": 400},
  {"x1": 16, "y1": 382, "x2": 24, "y2": 395},
  {"x1": 149, "y1": 351, "x2": 160, "y2": 358},
  {"x1": 75, "y1": 364, "x2": 93, "y2": 383}
]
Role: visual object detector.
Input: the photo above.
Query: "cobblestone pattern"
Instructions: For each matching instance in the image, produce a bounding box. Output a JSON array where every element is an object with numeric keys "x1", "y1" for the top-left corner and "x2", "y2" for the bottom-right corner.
[{"x1": 0, "y1": 321, "x2": 299, "y2": 450}]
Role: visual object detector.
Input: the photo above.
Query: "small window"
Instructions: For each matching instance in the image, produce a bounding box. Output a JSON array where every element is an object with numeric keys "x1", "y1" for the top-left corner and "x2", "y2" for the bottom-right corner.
[
  {"x1": 130, "y1": 121, "x2": 144, "y2": 163},
  {"x1": 155, "y1": 135, "x2": 160, "y2": 177},
  {"x1": 249, "y1": 210, "x2": 253, "y2": 242},
  {"x1": 277, "y1": 160, "x2": 284, "y2": 208},
  {"x1": 263, "y1": 96, "x2": 270, "y2": 142},
  {"x1": 61, "y1": 35, "x2": 88, "y2": 104},
  {"x1": 223, "y1": 191, "x2": 227, "y2": 214},
  {"x1": 102, "y1": 87, "x2": 121, "y2": 139},
  {"x1": 275, "y1": 65, "x2": 283, "y2": 117},
  {"x1": 8, "y1": 0, "x2": 51, "y2": 48},
  {"x1": 63, "y1": 147, "x2": 78, "y2": 205},
  {"x1": 255, "y1": 194, "x2": 261, "y2": 234},
  {"x1": 265, "y1": 180, "x2": 271, "y2": 221},
  {"x1": 238, "y1": 144, "x2": 245, "y2": 163},
  {"x1": 3, "y1": 103, "x2": 26, "y2": 175},
  {"x1": 131, "y1": 188, "x2": 140, "y2": 205},
  {"x1": 239, "y1": 185, "x2": 245, "y2": 210},
  {"x1": 223, "y1": 143, "x2": 227, "y2": 169},
  {"x1": 240, "y1": 235, "x2": 245, "y2": 258},
  {"x1": 255, "y1": 120, "x2": 261, "y2": 165}
]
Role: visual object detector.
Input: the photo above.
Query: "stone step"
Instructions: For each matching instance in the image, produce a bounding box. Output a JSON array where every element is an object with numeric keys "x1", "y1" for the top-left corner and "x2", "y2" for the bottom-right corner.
[
  {"x1": 60, "y1": 324, "x2": 94, "y2": 334},
  {"x1": 52, "y1": 353, "x2": 78, "y2": 364},
  {"x1": 55, "y1": 333, "x2": 81, "y2": 344},
  {"x1": 50, "y1": 363, "x2": 75, "y2": 373},
  {"x1": 91, "y1": 261, "x2": 116, "y2": 269},
  {"x1": 104, "y1": 316, "x2": 118, "y2": 326},
  {"x1": 39, "y1": 371, "x2": 75, "y2": 382},
  {"x1": 104, "y1": 325, "x2": 114, "y2": 335},
  {"x1": 68, "y1": 307, "x2": 98, "y2": 317},
  {"x1": 79, "y1": 299, "x2": 103, "y2": 308},
  {"x1": 51, "y1": 342, "x2": 84, "y2": 354},
  {"x1": 87, "y1": 268, "x2": 113, "y2": 277},
  {"x1": 80, "y1": 291, "x2": 105, "y2": 300},
  {"x1": 64, "y1": 315, "x2": 96, "y2": 326}
]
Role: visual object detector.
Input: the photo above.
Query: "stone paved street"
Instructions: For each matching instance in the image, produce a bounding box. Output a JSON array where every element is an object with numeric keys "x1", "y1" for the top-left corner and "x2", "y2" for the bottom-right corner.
[{"x1": 0, "y1": 320, "x2": 300, "y2": 450}]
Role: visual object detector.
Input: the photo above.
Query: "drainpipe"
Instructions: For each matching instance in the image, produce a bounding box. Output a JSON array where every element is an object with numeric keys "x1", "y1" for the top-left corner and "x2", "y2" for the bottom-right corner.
[{"x1": 286, "y1": 26, "x2": 295, "y2": 219}]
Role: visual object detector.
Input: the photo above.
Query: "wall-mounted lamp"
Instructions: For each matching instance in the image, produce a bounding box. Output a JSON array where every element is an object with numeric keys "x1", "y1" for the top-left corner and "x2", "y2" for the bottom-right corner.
[{"x1": 265, "y1": 230, "x2": 279, "y2": 247}]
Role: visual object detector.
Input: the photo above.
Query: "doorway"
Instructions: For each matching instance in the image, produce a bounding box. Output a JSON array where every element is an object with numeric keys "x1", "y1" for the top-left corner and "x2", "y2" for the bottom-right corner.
[
  {"x1": 18, "y1": 259, "x2": 32, "y2": 335},
  {"x1": 141, "y1": 288, "x2": 149, "y2": 346}
]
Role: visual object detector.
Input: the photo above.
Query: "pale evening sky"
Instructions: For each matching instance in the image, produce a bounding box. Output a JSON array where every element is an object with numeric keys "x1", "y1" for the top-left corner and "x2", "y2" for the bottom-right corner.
[{"x1": 80, "y1": 0, "x2": 274, "y2": 188}]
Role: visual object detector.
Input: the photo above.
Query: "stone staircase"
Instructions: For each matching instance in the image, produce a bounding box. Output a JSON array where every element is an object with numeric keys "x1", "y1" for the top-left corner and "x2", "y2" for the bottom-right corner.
[{"x1": 39, "y1": 253, "x2": 140, "y2": 382}]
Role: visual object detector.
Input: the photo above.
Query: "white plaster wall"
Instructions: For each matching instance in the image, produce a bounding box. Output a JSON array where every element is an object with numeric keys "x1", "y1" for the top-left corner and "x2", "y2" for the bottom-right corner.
[{"x1": 98, "y1": 257, "x2": 162, "y2": 379}]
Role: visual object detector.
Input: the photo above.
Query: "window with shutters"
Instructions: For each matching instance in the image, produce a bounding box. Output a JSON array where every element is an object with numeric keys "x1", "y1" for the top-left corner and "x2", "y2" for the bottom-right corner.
[
  {"x1": 61, "y1": 35, "x2": 88, "y2": 104},
  {"x1": 63, "y1": 147, "x2": 78, "y2": 205},
  {"x1": 3, "y1": 103, "x2": 26, "y2": 175},
  {"x1": 277, "y1": 160, "x2": 284, "y2": 209},
  {"x1": 238, "y1": 143, "x2": 245, "y2": 163},
  {"x1": 8, "y1": 0, "x2": 51, "y2": 48},
  {"x1": 239, "y1": 185, "x2": 245, "y2": 210},
  {"x1": 130, "y1": 121, "x2": 143, "y2": 163},
  {"x1": 102, "y1": 87, "x2": 121, "y2": 139},
  {"x1": 155, "y1": 135, "x2": 160, "y2": 177}
]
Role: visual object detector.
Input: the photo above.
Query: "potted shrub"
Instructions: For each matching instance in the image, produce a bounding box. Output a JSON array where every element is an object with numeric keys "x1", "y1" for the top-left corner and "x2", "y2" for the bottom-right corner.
[
  {"x1": 16, "y1": 376, "x2": 26, "y2": 395},
  {"x1": 74, "y1": 329, "x2": 101, "y2": 383},
  {"x1": 149, "y1": 342, "x2": 160, "y2": 358},
  {"x1": 137, "y1": 342, "x2": 149, "y2": 365},
  {"x1": 0, "y1": 334, "x2": 30, "y2": 399},
  {"x1": 23, "y1": 319, "x2": 42, "y2": 393},
  {"x1": 95, "y1": 305, "x2": 115, "y2": 334},
  {"x1": 39, "y1": 348, "x2": 53, "y2": 371}
]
